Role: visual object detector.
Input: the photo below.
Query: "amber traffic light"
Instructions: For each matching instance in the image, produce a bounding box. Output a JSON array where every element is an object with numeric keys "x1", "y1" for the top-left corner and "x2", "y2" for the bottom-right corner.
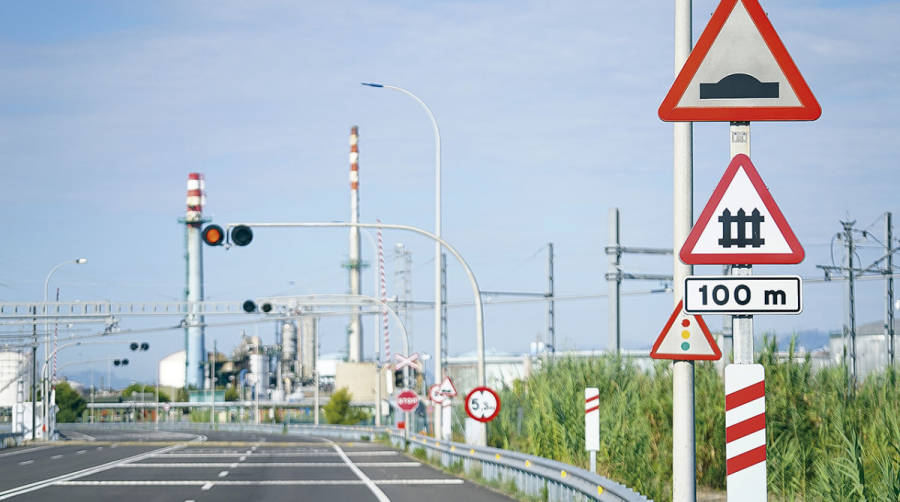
[{"x1": 202, "y1": 224, "x2": 225, "y2": 246}]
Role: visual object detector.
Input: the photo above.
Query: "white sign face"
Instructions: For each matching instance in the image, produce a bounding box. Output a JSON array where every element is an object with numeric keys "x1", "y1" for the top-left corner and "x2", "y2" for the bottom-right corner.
[
  {"x1": 439, "y1": 376, "x2": 457, "y2": 398},
  {"x1": 428, "y1": 384, "x2": 445, "y2": 404},
  {"x1": 684, "y1": 276, "x2": 802, "y2": 314}
]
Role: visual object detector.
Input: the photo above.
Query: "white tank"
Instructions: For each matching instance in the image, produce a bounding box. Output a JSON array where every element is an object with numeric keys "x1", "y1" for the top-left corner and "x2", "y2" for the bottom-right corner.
[
  {"x1": 281, "y1": 321, "x2": 297, "y2": 362},
  {"x1": 299, "y1": 316, "x2": 318, "y2": 381},
  {"x1": 0, "y1": 352, "x2": 27, "y2": 407},
  {"x1": 249, "y1": 353, "x2": 268, "y2": 393}
]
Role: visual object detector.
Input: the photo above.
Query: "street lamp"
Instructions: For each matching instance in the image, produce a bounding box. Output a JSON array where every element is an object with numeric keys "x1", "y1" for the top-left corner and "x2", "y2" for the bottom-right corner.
[
  {"x1": 361, "y1": 82, "x2": 447, "y2": 439},
  {"x1": 41, "y1": 257, "x2": 87, "y2": 439}
]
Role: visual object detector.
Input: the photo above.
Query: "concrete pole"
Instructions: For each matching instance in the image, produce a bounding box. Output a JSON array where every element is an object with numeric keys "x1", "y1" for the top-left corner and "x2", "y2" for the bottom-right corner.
[
  {"x1": 185, "y1": 173, "x2": 206, "y2": 389},
  {"x1": 672, "y1": 1, "x2": 695, "y2": 501},
  {"x1": 348, "y1": 126, "x2": 363, "y2": 362},
  {"x1": 608, "y1": 208, "x2": 621, "y2": 354},
  {"x1": 843, "y1": 221, "x2": 858, "y2": 383},
  {"x1": 314, "y1": 370, "x2": 320, "y2": 425}
]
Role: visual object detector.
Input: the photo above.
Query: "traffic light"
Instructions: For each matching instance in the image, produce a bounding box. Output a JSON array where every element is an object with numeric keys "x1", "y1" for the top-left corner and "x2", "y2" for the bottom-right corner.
[
  {"x1": 231, "y1": 225, "x2": 253, "y2": 246},
  {"x1": 113, "y1": 358, "x2": 129, "y2": 367},
  {"x1": 201, "y1": 224, "x2": 252, "y2": 247},
  {"x1": 242, "y1": 300, "x2": 273, "y2": 313},
  {"x1": 202, "y1": 225, "x2": 225, "y2": 246},
  {"x1": 130, "y1": 342, "x2": 150, "y2": 351},
  {"x1": 394, "y1": 370, "x2": 404, "y2": 389}
]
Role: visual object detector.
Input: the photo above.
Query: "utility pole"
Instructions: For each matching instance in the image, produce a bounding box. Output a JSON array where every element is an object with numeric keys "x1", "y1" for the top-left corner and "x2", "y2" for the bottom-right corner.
[
  {"x1": 547, "y1": 242, "x2": 555, "y2": 353},
  {"x1": 886, "y1": 212, "x2": 895, "y2": 366},
  {"x1": 842, "y1": 220, "x2": 858, "y2": 384},
  {"x1": 31, "y1": 306, "x2": 37, "y2": 441},
  {"x1": 441, "y1": 252, "x2": 448, "y2": 370},
  {"x1": 608, "y1": 209, "x2": 621, "y2": 354}
]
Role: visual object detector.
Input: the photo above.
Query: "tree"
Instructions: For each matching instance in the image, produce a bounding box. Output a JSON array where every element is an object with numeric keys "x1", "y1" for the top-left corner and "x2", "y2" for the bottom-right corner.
[
  {"x1": 55, "y1": 381, "x2": 86, "y2": 423},
  {"x1": 323, "y1": 387, "x2": 370, "y2": 425},
  {"x1": 224, "y1": 386, "x2": 239, "y2": 402},
  {"x1": 122, "y1": 383, "x2": 170, "y2": 402}
]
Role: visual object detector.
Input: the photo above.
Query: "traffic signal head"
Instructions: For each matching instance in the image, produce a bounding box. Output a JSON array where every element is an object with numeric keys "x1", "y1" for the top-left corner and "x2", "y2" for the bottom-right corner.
[
  {"x1": 202, "y1": 224, "x2": 225, "y2": 246},
  {"x1": 231, "y1": 225, "x2": 253, "y2": 246},
  {"x1": 242, "y1": 300, "x2": 273, "y2": 313},
  {"x1": 130, "y1": 342, "x2": 139, "y2": 351},
  {"x1": 140, "y1": 342, "x2": 149, "y2": 351},
  {"x1": 394, "y1": 370, "x2": 404, "y2": 389}
]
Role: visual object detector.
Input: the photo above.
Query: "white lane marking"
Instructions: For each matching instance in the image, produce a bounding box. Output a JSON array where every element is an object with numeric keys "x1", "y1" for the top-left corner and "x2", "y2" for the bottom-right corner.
[
  {"x1": 17, "y1": 460, "x2": 34, "y2": 466},
  {"x1": 154, "y1": 451, "x2": 397, "y2": 458},
  {"x1": 120, "y1": 462, "x2": 421, "y2": 468},
  {"x1": 217, "y1": 471, "x2": 228, "y2": 478},
  {"x1": 0, "y1": 445, "x2": 57, "y2": 458},
  {"x1": 0, "y1": 444, "x2": 182, "y2": 500},
  {"x1": 239, "y1": 456, "x2": 246, "y2": 461},
  {"x1": 185, "y1": 500, "x2": 195, "y2": 502},
  {"x1": 58, "y1": 479, "x2": 465, "y2": 486},
  {"x1": 51, "y1": 455, "x2": 63, "y2": 460},
  {"x1": 75, "y1": 450, "x2": 87, "y2": 455},
  {"x1": 328, "y1": 441, "x2": 390, "y2": 502}
]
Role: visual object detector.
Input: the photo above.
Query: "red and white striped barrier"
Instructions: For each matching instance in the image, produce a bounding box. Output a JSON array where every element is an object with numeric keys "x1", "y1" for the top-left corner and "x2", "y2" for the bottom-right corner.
[{"x1": 725, "y1": 364, "x2": 766, "y2": 501}]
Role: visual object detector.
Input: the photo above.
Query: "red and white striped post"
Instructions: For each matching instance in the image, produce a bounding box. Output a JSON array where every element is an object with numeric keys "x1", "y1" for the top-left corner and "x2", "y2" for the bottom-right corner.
[
  {"x1": 585, "y1": 387, "x2": 600, "y2": 473},
  {"x1": 725, "y1": 364, "x2": 766, "y2": 501}
]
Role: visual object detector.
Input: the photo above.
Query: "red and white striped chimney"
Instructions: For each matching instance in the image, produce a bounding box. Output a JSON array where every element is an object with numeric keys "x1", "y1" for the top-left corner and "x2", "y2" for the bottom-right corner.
[{"x1": 186, "y1": 173, "x2": 206, "y2": 224}]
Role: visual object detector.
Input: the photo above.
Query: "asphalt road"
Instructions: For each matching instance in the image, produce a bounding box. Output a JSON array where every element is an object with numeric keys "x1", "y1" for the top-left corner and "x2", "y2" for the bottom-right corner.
[{"x1": 0, "y1": 428, "x2": 516, "y2": 501}]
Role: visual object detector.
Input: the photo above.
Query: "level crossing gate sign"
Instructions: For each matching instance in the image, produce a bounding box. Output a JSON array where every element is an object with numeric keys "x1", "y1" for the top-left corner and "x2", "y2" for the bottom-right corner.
[
  {"x1": 680, "y1": 154, "x2": 803, "y2": 265},
  {"x1": 658, "y1": 0, "x2": 820, "y2": 122},
  {"x1": 651, "y1": 300, "x2": 722, "y2": 361}
]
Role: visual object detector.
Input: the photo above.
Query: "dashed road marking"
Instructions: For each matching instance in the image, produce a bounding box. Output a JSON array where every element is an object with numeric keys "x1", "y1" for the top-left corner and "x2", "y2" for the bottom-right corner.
[
  {"x1": 51, "y1": 455, "x2": 63, "y2": 460},
  {"x1": 217, "y1": 471, "x2": 228, "y2": 478},
  {"x1": 17, "y1": 460, "x2": 34, "y2": 466},
  {"x1": 201, "y1": 482, "x2": 213, "y2": 491},
  {"x1": 75, "y1": 450, "x2": 87, "y2": 455}
]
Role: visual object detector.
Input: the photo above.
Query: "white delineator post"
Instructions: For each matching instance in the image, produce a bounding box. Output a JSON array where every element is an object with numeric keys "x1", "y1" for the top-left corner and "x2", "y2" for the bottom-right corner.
[
  {"x1": 585, "y1": 388, "x2": 600, "y2": 473},
  {"x1": 672, "y1": 1, "x2": 695, "y2": 501},
  {"x1": 441, "y1": 399, "x2": 452, "y2": 440},
  {"x1": 725, "y1": 364, "x2": 766, "y2": 501}
]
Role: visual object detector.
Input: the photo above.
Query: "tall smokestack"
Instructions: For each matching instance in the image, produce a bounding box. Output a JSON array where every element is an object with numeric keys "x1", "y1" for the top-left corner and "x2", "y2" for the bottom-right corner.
[
  {"x1": 348, "y1": 126, "x2": 363, "y2": 362},
  {"x1": 184, "y1": 173, "x2": 207, "y2": 388}
]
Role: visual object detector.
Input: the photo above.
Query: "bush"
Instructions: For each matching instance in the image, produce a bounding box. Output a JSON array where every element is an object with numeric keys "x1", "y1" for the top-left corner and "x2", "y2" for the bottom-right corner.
[{"x1": 323, "y1": 387, "x2": 371, "y2": 425}]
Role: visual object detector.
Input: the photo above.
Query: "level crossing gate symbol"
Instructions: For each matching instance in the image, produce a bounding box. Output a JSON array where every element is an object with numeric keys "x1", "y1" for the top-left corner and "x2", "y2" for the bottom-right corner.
[{"x1": 718, "y1": 208, "x2": 764, "y2": 248}]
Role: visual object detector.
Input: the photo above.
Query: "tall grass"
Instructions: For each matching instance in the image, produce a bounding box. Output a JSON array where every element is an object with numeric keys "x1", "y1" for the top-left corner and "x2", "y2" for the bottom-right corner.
[{"x1": 487, "y1": 337, "x2": 900, "y2": 502}]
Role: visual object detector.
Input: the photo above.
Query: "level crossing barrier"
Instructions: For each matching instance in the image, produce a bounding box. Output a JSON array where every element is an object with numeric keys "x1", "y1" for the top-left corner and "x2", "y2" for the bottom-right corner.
[{"x1": 59, "y1": 422, "x2": 650, "y2": 501}]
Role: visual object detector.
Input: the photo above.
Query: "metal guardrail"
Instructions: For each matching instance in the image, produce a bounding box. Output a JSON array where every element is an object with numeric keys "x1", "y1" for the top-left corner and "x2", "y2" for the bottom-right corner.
[{"x1": 59, "y1": 422, "x2": 650, "y2": 501}]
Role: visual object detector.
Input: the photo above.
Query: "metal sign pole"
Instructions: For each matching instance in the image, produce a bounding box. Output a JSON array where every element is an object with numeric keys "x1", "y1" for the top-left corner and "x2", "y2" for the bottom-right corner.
[
  {"x1": 729, "y1": 122, "x2": 753, "y2": 365},
  {"x1": 672, "y1": 1, "x2": 695, "y2": 501}
]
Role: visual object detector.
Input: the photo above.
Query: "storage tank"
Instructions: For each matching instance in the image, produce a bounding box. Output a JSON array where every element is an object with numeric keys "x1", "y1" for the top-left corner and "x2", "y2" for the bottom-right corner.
[
  {"x1": 0, "y1": 351, "x2": 27, "y2": 407},
  {"x1": 249, "y1": 352, "x2": 268, "y2": 396},
  {"x1": 299, "y1": 316, "x2": 318, "y2": 382}
]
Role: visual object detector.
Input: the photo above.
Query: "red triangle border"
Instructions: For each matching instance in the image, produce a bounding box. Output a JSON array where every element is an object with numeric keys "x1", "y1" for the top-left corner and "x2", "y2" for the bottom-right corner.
[
  {"x1": 680, "y1": 154, "x2": 804, "y2": 265},
  {"x1": 650, "y1": 300, "x2": 722, "y2": 361},
  {"x1": 658, "y1": 0, "x2": 821, "y2": 122}
]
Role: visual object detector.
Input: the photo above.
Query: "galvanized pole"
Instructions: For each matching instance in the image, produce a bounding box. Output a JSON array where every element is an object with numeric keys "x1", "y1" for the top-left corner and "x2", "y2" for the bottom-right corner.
[
  {"x1": 730, "y1": 122, "x2": 753, "y2": 365},
  {"x1": 886, "y1": 212, "x2": 895, "y2": 366},
  {"x1": 547, "y1": 242, "x2": 556, "y2": 353},
  {"x1": 843, "y1": 220, "x2": 858, "y2": 383},
  {"x1": 672, "y1": 1, "x2": 695, "y2": 500},
  {"x1": 608, "y1": 208, "x2": 621, "y2": 354}
]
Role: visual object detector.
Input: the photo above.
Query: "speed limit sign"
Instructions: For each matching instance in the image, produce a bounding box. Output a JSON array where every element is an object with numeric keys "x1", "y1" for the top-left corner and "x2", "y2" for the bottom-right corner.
[{"x1": 465, "y1": 386, "x2": 500, "y2": 423}]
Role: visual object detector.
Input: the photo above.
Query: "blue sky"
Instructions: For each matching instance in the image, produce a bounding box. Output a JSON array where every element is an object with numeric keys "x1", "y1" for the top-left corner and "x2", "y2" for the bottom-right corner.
[{"x1": 1, "y1": 0, "x2": 898, "y2": 383}]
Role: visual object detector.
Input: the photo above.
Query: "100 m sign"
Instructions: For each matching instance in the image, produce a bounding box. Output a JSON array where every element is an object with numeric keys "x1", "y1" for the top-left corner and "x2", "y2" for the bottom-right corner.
[{"x1": 683, "y1": 276, "x2": 802, "y2": 315}]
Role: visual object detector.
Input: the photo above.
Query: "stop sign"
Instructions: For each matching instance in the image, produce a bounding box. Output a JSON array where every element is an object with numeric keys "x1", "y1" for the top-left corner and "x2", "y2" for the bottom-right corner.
[{"x1": 396, "y1": 390, "x2": 419, "y2": 412}]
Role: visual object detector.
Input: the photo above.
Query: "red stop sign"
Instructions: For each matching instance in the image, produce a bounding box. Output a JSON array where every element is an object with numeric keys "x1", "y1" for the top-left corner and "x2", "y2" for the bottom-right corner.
[{"x1": 396, "y1": 390, "x2": 419, "y2": 412}]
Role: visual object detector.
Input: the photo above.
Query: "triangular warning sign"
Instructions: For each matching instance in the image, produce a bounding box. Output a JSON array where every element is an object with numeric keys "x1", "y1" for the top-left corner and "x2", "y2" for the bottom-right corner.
[
  {"x1": 680, "y1": 154, "x2": 804, "y2": 265},
  {"x1": 659, "y1": 0, "x2": 820, "y2": 122},
  {"x1": 651, "y1": 300, "x2": 721, "y2": 361}
]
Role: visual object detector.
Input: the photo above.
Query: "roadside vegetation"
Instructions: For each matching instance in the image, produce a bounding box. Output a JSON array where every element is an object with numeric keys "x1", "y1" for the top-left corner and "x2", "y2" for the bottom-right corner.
[{"x1": 486, "y1": 337, "x2": 900, "y2": 501}]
